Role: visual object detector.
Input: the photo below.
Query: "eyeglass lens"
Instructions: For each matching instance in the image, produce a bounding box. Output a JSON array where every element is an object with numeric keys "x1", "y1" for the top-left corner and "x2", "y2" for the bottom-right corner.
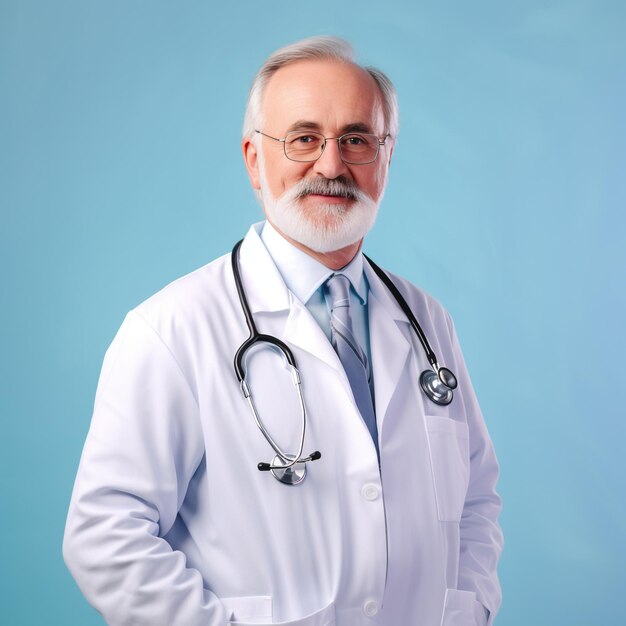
[{"x1": 284, "y1": 131, "x2": 379, "y2": 164}]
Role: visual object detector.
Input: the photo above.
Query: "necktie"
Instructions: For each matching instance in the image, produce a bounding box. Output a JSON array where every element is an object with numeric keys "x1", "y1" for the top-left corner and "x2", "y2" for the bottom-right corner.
[{"x1": 324, "y1": 274, "x2": 379, "y2": 458}]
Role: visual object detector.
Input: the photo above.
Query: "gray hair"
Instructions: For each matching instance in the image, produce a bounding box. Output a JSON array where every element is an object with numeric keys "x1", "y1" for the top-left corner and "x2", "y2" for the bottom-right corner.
[{"x1": 242, "y1": 36, "x2": 398, "y2": 141}]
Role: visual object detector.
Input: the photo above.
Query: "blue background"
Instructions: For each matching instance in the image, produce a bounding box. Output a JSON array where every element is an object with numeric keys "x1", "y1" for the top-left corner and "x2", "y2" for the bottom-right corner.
[{"x1": 1, "y1": 1, "x2": 624, "y2": 624}]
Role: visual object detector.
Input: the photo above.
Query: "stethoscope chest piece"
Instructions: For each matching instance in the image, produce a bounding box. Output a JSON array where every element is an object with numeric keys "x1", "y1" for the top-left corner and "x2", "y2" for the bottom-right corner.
[
  {"x1": 269, "y1": 455, "x2": 307, "y2": 486},
  {"x1": 419, "y1": 368, "x2": 456, "y2": 406}
]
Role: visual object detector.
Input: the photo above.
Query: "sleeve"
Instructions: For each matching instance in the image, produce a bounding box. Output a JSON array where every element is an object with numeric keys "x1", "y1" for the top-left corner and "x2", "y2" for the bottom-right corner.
[
  {"x1": 446, "y1": 312, "x2": 504, "y2": 626},
  {"x1": 63, "y1": 311, "x2": 230, "y2": 626}
]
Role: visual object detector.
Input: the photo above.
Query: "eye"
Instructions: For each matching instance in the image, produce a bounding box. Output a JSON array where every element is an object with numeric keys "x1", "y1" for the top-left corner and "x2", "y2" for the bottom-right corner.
[
  {"x1": 286, "y1": 132, "x2": 323, "y2": 146},
  {"x1": 342, "y1": 134, "x2": 367, "y2": 146}
]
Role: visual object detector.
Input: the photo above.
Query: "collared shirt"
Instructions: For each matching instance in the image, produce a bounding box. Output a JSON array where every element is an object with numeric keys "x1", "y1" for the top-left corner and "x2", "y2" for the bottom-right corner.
[{"x1": 260, "y1": 221, "x2": 373, "y2": 371}]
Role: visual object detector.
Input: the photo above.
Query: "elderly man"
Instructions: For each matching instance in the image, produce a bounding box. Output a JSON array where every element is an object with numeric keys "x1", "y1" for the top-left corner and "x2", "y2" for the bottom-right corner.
[{"x1": 64, "y1": 36, "x2": 503, "y2": 626}]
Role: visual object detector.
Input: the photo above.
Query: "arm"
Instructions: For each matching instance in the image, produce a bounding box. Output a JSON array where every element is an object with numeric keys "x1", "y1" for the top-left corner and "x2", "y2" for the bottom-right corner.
[
  {"x1": 63, "y1": 311, "x2": 229, "y2": 625},
  {"x1": 448, "y1": 314, "x2": 504, "y2": 625}
]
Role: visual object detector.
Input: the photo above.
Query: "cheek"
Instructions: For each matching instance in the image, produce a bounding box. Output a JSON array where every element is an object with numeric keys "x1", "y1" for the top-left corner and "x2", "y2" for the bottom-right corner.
[
  {"x1": 267, "y1": 163, "x2": 311, "y2": 197},
  {"x1": 357, "y1": 166, "x2": 387, "y2": 200},
  {"x1": 267, "y1": 175, "x2": 285, "y2": 199},
  {"x1": 260, "y1": 154, "x2": 287, "y2": 196}
]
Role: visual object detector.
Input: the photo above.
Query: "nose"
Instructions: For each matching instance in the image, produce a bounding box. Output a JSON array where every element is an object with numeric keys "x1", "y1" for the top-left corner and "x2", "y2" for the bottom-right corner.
[{"x1": 312, "y1": 138, "x2": 350, "y2": 180}]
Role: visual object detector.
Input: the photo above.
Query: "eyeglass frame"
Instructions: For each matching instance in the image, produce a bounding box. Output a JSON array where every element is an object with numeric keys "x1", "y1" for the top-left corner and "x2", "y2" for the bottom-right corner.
[{"x1": 254, "y1": 129, "x2": 390, "y2": 165}]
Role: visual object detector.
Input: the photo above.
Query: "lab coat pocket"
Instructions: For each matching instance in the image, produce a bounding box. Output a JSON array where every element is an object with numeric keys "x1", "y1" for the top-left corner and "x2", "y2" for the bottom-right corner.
[
  {"x1": 223, "y1": 595, "x2": 272, "y2": 624},
  {"x1": 424, "y1": 415, "x2": 470, "y2": 522},
  {"x1": 227, "y1": 600, "x2": 335, "y2": 626},
  {"x1": 440, "y1": 588, "x2": 482, "y2": 626}
]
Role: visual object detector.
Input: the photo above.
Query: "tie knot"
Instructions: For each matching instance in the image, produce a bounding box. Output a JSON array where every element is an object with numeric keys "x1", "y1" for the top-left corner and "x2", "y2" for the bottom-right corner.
[{"x1": 324, "y1": 274, "x2": 352, "y2": 310}]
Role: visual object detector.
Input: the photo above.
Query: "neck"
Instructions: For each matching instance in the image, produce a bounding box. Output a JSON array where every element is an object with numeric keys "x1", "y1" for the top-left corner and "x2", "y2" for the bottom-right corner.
[{"x1": 271, "y1": 223, "x2": 362, "y2": 270}]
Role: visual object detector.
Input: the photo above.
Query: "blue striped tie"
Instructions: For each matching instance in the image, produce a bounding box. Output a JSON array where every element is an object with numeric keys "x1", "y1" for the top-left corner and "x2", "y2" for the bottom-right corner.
[{"x1": 324, "y1": 274, "x2": 379, "y2": 458}]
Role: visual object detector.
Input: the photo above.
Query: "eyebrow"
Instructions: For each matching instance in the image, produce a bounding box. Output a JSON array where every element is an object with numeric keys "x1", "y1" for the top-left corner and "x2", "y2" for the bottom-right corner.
[
  {"x1": 340, "y1": 122, "x2": 373, "y2": 134},
  {"x1": 285, "y1": 120, "x2": 374, "y2": 134}
]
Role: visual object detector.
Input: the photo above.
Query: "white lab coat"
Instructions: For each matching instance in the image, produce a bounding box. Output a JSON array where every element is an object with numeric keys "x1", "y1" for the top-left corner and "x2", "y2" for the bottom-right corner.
[{"x1": 64, "y1": 223, "x2": 502, "y2": 626}]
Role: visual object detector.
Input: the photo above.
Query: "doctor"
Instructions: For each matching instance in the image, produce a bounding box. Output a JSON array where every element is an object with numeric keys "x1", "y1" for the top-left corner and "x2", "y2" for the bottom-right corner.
[{"x1": 64, "y1": 36, "x2": 503, "y2": 625}]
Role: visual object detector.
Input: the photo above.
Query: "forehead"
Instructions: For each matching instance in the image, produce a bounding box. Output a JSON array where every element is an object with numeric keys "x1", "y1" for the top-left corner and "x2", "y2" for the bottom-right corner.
[{"x1": 261, "y1": 59, "x2": 385, "y2": 134}]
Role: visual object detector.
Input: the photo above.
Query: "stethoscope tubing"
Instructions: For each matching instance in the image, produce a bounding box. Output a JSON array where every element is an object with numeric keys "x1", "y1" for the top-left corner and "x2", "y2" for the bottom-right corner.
[
  {"x1": 232, "y1": 240, "x2": 299, "y2": 378},
  {"x1": 231, "y1": 239, "x2": 316, "y2": 473}
]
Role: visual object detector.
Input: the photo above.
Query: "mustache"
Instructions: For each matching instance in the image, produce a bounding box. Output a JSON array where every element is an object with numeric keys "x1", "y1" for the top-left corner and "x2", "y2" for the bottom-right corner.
[{"x1": 295, "y1": 176, "x2": 361, "y2": 200}]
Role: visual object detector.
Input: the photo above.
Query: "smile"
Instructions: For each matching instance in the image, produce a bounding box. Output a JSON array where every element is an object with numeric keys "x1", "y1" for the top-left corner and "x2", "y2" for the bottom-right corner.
[{"x1": 304, "y1": 193, "x2": 354, "y2": 203}]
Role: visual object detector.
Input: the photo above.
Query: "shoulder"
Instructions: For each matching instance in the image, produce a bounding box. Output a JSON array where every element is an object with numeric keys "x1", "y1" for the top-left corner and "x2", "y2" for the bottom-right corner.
[
  {"x1": 385, "y1": 269, "x2": 447, "y2": 309},
  {"x1": 130, "y1": 251, "x2": 236, "y2": 336},
  {"x1": 368, "y1": 262, "x2": 454, "y2": 336}
]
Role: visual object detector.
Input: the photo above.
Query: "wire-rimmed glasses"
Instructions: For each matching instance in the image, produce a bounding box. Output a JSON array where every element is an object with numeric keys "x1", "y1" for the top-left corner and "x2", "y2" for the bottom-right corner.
[{"x1": 255, "y1": 130, "x2": 388, "y2": 165}]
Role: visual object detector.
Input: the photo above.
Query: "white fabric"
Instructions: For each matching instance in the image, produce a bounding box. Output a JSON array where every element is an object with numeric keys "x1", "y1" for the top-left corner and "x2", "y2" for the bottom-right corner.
[{"x1": 63, "y1": 222, "x2": 502, "y2": 626}]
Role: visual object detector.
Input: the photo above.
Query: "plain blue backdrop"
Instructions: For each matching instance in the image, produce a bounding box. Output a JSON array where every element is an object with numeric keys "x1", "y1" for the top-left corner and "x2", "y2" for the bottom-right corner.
[{"x1": 1, "y1": 1, "x2": 624, "y2": 624}]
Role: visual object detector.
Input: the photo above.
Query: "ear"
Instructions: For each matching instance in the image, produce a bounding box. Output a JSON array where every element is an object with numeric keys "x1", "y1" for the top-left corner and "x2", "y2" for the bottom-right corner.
[{"x1": 242, "y1": 137, "x2": 261, "y2": 189}]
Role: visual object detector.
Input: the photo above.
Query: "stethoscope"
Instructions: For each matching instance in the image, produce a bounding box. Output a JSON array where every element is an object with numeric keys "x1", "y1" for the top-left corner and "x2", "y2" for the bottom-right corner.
[{"x1": 231, "y1": 239, "x2": 457, "y2": 485}]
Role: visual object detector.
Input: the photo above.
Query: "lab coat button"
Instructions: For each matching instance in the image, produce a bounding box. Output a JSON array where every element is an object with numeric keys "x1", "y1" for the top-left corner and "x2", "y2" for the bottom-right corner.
[
  {"x1": 363, "y1": 600, "x2": 379, "y2": 617},
  {"x1": 361, "y1": 483, "x2": 380, "y2": 501}
]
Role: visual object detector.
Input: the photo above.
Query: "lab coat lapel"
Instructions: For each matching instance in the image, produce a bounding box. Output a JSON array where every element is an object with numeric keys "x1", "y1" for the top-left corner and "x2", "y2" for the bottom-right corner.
[
  {"x1": 239, "y1": 228, "x2": 413, "y2": 437},
  {"x1": 238, "y1": 225, "x2": 291, "y2": 315},
  {"x1": 238, "y1": 225, "x2": 348, "y2": 380},
  {"x1": 281, "y1": 301, "x2": 347, "y2": 378},
  {"x1": 365, "y1": 262, "x2": 412, "y2": 432}
]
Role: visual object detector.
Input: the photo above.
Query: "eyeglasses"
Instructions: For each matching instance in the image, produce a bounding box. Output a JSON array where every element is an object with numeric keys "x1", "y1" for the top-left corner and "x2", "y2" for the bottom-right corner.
[{"x1": 255, "y1": 129, "x2": 388, "y2": 165}]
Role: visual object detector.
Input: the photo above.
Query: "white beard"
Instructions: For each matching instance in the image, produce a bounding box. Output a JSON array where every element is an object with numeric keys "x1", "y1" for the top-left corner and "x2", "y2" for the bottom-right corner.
[{"x1": 258, "y1": 160, "x2": 384, "y2": 254}]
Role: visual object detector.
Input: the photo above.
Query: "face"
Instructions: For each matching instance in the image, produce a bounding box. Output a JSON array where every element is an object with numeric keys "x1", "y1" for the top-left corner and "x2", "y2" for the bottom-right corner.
[{"x1": 243, "y1": 59, "x2": 392, "y2": 253}]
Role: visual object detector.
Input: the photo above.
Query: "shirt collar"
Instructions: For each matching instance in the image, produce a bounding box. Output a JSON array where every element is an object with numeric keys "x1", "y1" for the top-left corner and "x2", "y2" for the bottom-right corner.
[{"x1": 260, "y1": 221, "x2": 368, "y2": 305}]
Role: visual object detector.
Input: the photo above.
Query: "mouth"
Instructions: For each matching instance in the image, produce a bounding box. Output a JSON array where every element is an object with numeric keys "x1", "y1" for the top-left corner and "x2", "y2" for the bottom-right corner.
[{"x1": 300, "y1": 192, "x2": 354, "y2": 205}]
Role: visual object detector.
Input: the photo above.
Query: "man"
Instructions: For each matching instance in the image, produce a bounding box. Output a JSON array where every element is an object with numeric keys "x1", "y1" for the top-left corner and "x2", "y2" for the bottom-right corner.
[{"x1": 64, "y1": 36, "x2": 503, "y2": 625}]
